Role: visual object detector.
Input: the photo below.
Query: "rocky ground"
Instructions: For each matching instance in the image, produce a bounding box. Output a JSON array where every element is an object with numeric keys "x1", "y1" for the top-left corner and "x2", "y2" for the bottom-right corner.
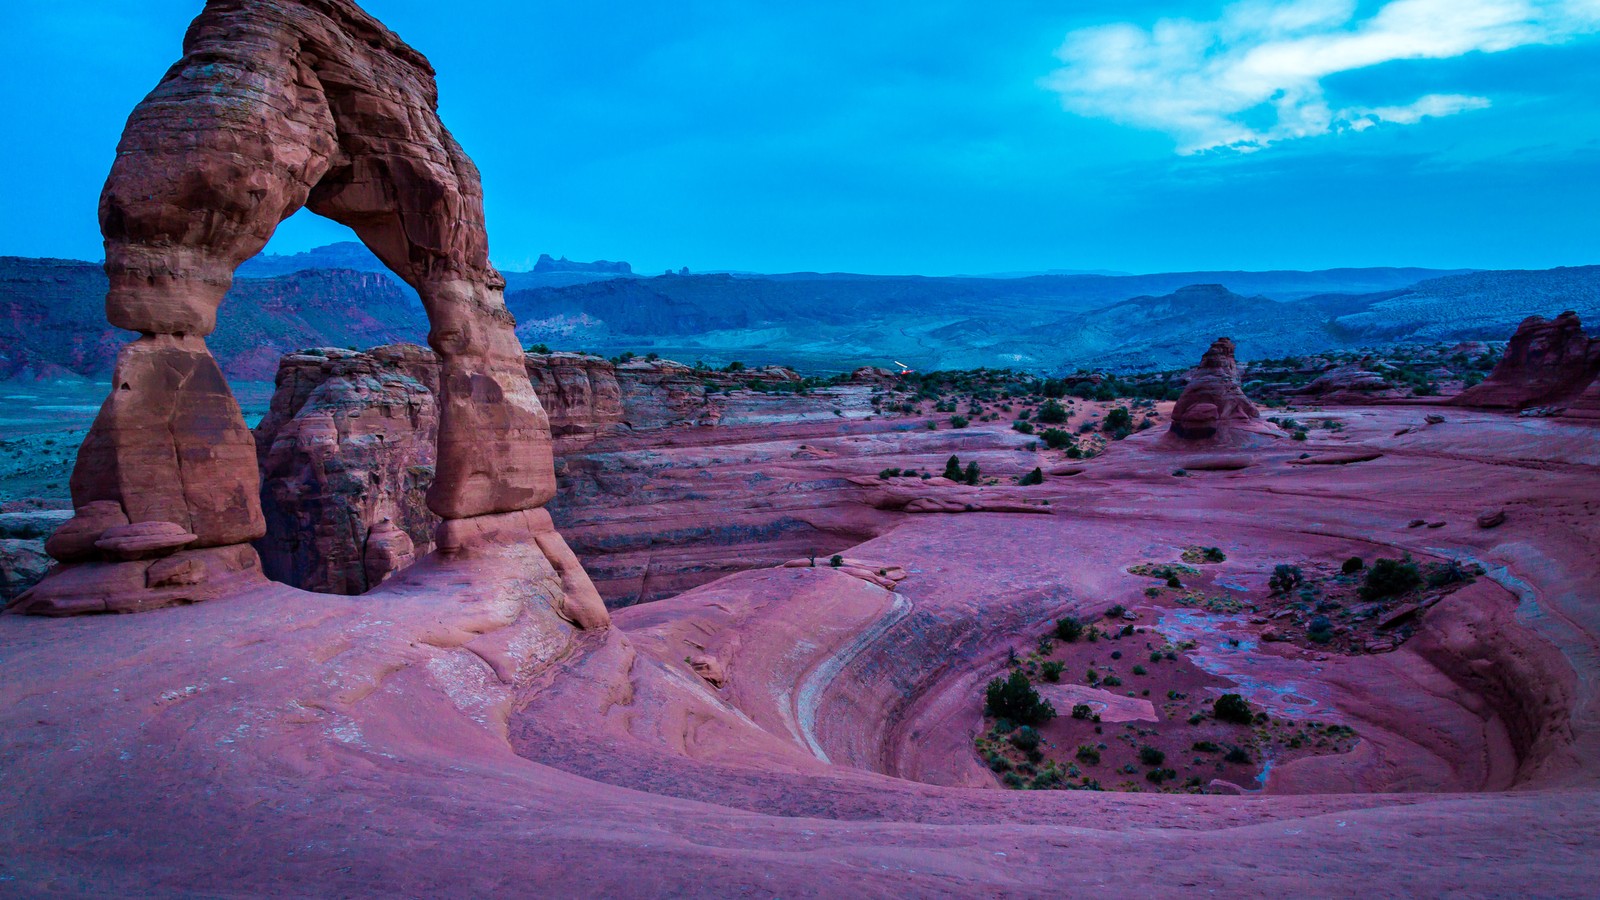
[{"x1": 2, "y1": 386, "x2": 1598, "y2": 893}]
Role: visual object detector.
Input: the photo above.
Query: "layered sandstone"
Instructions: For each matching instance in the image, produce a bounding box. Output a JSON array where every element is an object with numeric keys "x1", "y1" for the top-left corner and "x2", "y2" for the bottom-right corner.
[
  {"x1": 251, "y1": 345, "x2": 876, "y2": 598},
  {"x1": 1453, "y1": 311, "x2": 1600, "y2": 410}
]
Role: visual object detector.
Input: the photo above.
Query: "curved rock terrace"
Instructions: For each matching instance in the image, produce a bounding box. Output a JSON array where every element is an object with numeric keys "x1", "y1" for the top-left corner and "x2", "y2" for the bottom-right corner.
[{"x1": 2, "y1": 2, "x2": 1599, "y2": 895}]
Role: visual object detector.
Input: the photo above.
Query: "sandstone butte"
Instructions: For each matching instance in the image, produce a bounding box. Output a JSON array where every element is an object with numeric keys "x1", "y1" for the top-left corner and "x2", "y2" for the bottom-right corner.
[{"x1": 3, "y1": 2, "x2": 1600, "y2": 896}]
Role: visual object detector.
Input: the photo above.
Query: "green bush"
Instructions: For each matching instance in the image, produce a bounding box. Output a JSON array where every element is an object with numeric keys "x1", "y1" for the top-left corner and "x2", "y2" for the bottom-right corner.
[
  {"x1": 1012, "y1": 420, "x2": 1035, "y2": 435},
  {"x1": 950, "y1": 415, "x2": 970, "y2": 429},
  {"x1": 1036, "y1": 400, "x2": 1069, "y2": 424},
  {"x1": 1054, "y1": 616, "x2": 1084, "y2": 642},
  {"x1": 942, "y1": 455, "x2": 963, "y2": 480},
  {"x1": 1010, "y1": 726, "x2": 1041, "y2": 752},
  {"x1": 829, "y1": 555, "x2": 844, "y2": 567},
  {"x1": 1071, "y1": 703, "x2": 1093, "y2": 720},
  {"x1": 1224, "y1": 746, "x2": 1252, "y2": 765},
  {"x1": 1104, "y1": 407, "x2": 1133, "y2": 431},
  {"x1": 1341, "y1": 556, "x2": 1365, "y2": 575},
  {"x1": 1269, "y1": 564, "x2": 1304, "y2": 594},
  {"x1": 1040, "y1": 428, "x2": 1073, "y2": 450},
  {"x1": 1041, "y1": 661, "x2": 1065, "y2": 682},
  {"x1": 1361, "y1": 556, "x2": 1422, "y2": 600},
  {"x1": 964, "y1": 461, "x2": 981, "y2": 485},
  {"x1": 1214, "y1": 693, "x2": 1253, "y2": 725},
  {"x1": 1019, "y1": 467, "x2": 1044, "y2": 486},
  {"x1": 1138, "y1": 745, "x2": 1166, "y2": 766},
  {"x1": 1075, "y1": 744, "x2": 1101, "y2": 765},
  {"x1": 985, "y1": 670, "x2": 1057, "y2": 725}
]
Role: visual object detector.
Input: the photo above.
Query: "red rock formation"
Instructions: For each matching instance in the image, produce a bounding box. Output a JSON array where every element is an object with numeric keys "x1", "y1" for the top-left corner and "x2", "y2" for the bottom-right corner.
[
  {"x1": 251, "y1": 345, "x2": 881, "y2": 600},
  {"x1": 1164, "y1": 338, "x2": 1280, "y2": 444},
  {"x1": 18, "y1": 0, "x2": 593, "y2": 624},
  {"x1": 253, "y1": 345, "x2": 440, "y2": 595},
  {"x1": 1566, "y1": 378, "x2": 1600, "y2": 420},
  {"x1": 1453, "y1": 312, "x2": 1600, "y2": 410},
  {"x1": 524, "y1": 351, "x2": 626, "y2": 451}
]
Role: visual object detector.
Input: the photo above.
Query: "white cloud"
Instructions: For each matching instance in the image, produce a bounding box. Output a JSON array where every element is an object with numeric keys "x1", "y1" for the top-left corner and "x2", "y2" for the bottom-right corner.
[{"x1": 1044, "y1": 0, "x2": 1600, "y2": 153}]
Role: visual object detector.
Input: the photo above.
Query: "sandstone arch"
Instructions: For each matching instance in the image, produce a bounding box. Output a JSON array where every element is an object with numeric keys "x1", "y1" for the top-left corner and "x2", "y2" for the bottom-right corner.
[{"x1": 16, "y1": 0, "x2": 591, "y2": 621}]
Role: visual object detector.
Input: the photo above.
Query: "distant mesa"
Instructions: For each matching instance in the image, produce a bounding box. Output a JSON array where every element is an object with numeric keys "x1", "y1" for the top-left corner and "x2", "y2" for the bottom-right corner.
[{"x1": 533, "y1": 253, "x2": 632, "y2": 275}]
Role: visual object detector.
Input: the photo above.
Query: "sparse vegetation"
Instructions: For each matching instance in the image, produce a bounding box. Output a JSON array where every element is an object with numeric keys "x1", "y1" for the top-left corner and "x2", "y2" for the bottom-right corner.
[{"x1": 984, "y1": 670, "x2": 1056, "y2": 726}]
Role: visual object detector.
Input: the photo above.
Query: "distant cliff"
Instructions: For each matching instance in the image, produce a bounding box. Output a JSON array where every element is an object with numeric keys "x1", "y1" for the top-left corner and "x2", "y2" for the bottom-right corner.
[
  {"x1": 533, "y1": 254, "x2": 632, "y2": 275},
  {"x1": 0, "y1": 258, "x2": 428, "y2": 381}
]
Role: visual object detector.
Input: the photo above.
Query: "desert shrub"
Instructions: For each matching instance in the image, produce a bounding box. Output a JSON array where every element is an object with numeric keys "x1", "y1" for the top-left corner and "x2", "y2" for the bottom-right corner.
[
  {"x1": 1054, "y1": 616, "x2": 1084, "y2": 642},
  {"x1": 1269, "y1": 564, "x2": 1304, "y2": 595},
  {"x1": 527, "y1": 343, "x2": 552, "y2": 354},
  {"x1": 1361, "y1": 556, "x2": 1422, "y2": 600},
  {"x1": 943, "y1": 456, "x2": 963, "y2": 480},
  {"x1": 1202, "y1": 547, "x2": 1226, "y2": 563},
  {"x1": 1102, "y1": 675, "x2": 1123, "y2": 687},
  {"x1": 1104, "y1": 407, "x2": 1133, "y2": 431},
  {"x1": 1138, "y1": 745, "x2": 1166, "y2": 766},
  {"x1": 1132, "y1": 664, "x2": 1148, "y2": 676},
  {"x1": 985, "y1": 670, "x2": 1056, "y2": 725},
  {"x1": 1010, "y1": 726, "x2": 1041, "y2": 752},
  {"x1": 1145, "y1": 767, "x2": 1177, "y2": 784},
  {"x1": 878, "y1": 467, "x2": 902, "y2": 479},
  {"x1": 1071, "y1": 703, "x2": 1093, "y2": 720},
  {"x1": 1307, "y1": 616, "x2": 1333, "y2": 644},
  {"x1": 1292, "y1": 430, "x2": 1308, "y2": 441},
  {"x1": 1036, "y1": 400, "x2": 1069, "y2": 424},
  {"x1": 1019, "y1": 467, "x2": 1044, "y2": 486},
  {"x1": 1224, "y1": 746, "x2": 1252, "y2": 765},
  {"x1": 1040, "y1": 428, "x2": 1073, "y2": 449},
  {"x1": 1075, "y1": 744, "x2": 1101, "y2": 765},
  {"x1": 1041, "y1": 661, "x2": 1065, "y2": 682},
  {"x1": 950, "y1": 415, "x2": 970, "y2": 429},
  {"x1": 1012, "y1": 420, "x2": 1035, "y2": 435},
  {"x1": 1105, "y1": 604, "x2": 1126, "y2": 619},
  {"x1": 1214, "y1": 693, "x2": 1253, "y2": 724},
  {"x1": 830, "y1": 555, "x2": 844, "y2": 567},
  {"x1": 964, "y1": 461, "x2": 981, "y2": 485},
  {"x1": 1191, "y1": 741, "x2": 1221, "y2": 753},
  {"x1": 1342, "y1": 556, "x2": 1365, "y2": 575}
]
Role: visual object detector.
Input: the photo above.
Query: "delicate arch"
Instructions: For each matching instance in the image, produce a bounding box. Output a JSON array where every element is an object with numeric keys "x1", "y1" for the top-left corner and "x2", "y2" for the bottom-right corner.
[{"x1": 16, "y1": 0, "x2": 586, "y2": 620}]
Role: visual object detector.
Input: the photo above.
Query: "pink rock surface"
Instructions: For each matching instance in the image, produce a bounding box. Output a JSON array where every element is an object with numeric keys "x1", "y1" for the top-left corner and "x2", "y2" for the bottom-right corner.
[{"x1": 4, "y1": 405, "x2": 1597, "y2": 894}]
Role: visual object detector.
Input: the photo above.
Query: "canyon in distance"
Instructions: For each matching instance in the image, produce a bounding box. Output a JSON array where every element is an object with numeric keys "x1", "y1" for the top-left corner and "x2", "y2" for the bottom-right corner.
[{"x1": 1, "y1": 0, "x2": 1599, "y2": 897}]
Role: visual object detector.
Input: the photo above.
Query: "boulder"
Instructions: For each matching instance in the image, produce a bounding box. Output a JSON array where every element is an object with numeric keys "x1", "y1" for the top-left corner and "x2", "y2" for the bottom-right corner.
[{"x1": 0, "y1": 540, "x2": 51, "y2": 602}]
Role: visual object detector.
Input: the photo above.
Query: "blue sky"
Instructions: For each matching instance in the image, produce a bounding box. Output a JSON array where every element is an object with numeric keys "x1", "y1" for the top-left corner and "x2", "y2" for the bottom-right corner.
[{"x1": 2, "y1": 0, "x2": 1597, "y2": 275}]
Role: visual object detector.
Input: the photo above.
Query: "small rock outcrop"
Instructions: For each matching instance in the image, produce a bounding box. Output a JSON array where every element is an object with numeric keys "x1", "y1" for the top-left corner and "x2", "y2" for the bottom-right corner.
[
  {"x1": 1453, "y1": 312, "x2": 1600, "y2": 410},
  {"x1": 1293, "y1": 360, "x2": 1399, "y2": 403},
  {"x1": 1165, "y1": 338, "x2": 1280, "y2": 444}
]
